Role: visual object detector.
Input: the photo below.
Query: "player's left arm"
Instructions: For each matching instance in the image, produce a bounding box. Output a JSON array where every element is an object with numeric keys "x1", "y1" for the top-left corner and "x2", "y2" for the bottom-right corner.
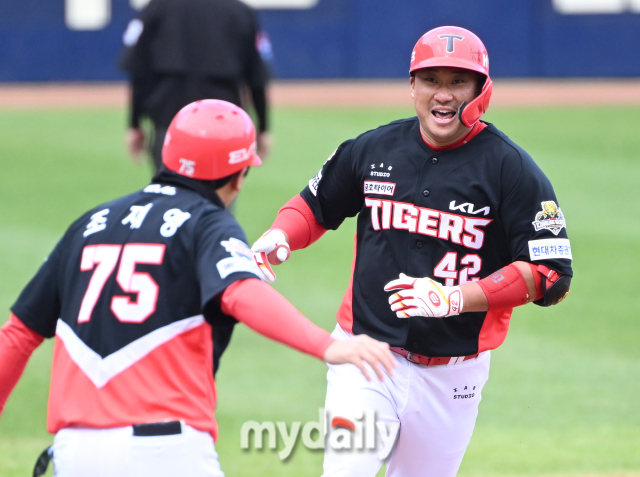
[
  {"x1": 464, "y1": 260, "x2": 571, "y2": 311},
  {"x1": 385, "y1": 260, "x2": 570, "y2": 318},
  {"x1": 454, "y1": 147, "x2": 573, "y2": 315},
  {"x1": 386, "y1": 148, "x2": 572, "y2": 318},
  {"x1": 220, "y1": 279, "x2": 396, "y2": 381},
  {"x1": 0, "y1": 314, "x2": 45, "y2": 416}
]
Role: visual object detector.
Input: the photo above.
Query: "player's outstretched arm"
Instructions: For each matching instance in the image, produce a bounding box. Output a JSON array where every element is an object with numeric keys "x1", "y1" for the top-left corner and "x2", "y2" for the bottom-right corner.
[
  {"x1": 385, "y1": 261, "x2": 569, "y2": 318},
  {"x1": 251, "y1": 195, "x2": 327, "y2": 283},
  {"x1": 220, "y1": 279, "x2": 395, "y2": 380},
  {"x1": 0, "y1": 314, "x2": 45, "y2": 417}
]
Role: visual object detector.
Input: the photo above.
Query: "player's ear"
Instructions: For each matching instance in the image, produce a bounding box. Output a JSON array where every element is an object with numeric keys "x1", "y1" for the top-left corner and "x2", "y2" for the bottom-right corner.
[
  {"x1": 230, "y1": 167, "x2": 248, "y2": 192},
  {"x1": 410, "y1": 75, "x2": 415, "y2": 98},
  {"x1": 474, "y1": 72, "x2": 485, "y2": 97}
]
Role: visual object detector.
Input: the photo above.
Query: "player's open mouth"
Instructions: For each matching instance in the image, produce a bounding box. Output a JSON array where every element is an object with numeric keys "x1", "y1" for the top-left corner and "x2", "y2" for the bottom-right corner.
[{"x1": 431, "y1": 109, "x2": 457, "y2": 122}]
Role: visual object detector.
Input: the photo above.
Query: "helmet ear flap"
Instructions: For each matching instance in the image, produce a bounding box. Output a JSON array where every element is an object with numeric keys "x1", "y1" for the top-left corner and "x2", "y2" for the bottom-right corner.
[{"x1": 458, "y1": 78, "x2": 493, "y2": 127}]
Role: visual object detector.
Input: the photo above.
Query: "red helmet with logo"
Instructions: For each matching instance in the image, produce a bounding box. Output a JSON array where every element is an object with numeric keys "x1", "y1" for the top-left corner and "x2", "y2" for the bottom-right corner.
[
  {"x1": 409, "y1": 26, "x2": 493, "y2": 127},
  {"x1": 162, "y1": 99, "x2": 262, "y2": 180}
]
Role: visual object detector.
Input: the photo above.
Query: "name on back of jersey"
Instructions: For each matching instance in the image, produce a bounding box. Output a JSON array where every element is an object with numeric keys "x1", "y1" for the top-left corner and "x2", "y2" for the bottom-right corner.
[
  {"x1": 83, "y1": 205, "x2": 191, "y2": 239},
  {"x1": 143, "y1": 184, "x2": 176, "y2": 196},
  {"x1": 84, "y1": 209, "x2": 110, "y2": 237}
]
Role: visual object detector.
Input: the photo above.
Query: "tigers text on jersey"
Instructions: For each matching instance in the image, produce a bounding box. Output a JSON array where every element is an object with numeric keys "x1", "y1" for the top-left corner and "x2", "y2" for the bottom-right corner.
[
  {"x1": 11, "y1": 178, "x2": 261, "y2": 438},
  {"x1": 301, "y1": 118, "x2": 573, "y2": 358}
]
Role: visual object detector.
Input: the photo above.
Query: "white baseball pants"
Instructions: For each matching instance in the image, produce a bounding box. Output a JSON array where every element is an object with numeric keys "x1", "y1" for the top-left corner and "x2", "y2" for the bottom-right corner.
[
  {"x1": 51, "y1": 422, "x2": 224, "y2": 477},
  {"x1": 322, "y1": 324, "x2": 491, "y2": 477}
]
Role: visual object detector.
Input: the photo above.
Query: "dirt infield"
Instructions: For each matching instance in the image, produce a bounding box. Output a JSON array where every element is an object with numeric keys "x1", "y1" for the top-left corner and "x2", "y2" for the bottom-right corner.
[{"x1": 0, "y1": 79, "x2": 639, "y2": 109}]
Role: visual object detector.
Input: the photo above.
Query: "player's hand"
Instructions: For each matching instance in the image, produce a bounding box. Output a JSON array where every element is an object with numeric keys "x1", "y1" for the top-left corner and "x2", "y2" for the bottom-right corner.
[
  {"x1": 251, "y1": 229, "x2": 290, "y2": 283},
  {"x1": 126, "y1": 128, "x2": 146, "y2": 164},
  {"x1": 257, "y1": 131, "x2": 272, "y2": 160},
  {"x1": 384, "y1": 273, "x2": 463, "y2": 318},
  {"x1": 322, "y1": 335, "x2": 396, "y2": 382}
]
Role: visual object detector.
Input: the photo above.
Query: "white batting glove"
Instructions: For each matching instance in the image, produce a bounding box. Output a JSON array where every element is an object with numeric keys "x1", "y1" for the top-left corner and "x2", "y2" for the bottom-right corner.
[
  {"x1": 384, "y1": 273, "x2": 463, "y2": 318},
  {"x1": 251, "y1": 229, "x2": 291, "y2": 284}
]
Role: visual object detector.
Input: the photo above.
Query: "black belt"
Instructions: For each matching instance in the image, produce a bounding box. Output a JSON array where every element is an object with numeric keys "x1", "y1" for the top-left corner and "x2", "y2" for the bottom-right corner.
[
  {"x1": 34, "y1": 422, "x2": 183, "y2": 476},
  {"x1": 133, "y1": 421, "x2": 182, "y2": 437}
]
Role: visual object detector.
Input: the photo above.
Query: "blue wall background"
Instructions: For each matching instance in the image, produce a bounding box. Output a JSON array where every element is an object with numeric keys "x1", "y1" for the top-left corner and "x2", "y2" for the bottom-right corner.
[{"x1": 1, "y1": 0, "x2": 639, "y2": 81}]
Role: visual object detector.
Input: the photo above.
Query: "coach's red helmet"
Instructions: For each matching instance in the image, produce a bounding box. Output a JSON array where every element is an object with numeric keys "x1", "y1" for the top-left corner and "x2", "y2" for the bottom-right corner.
[
  {"x1": 410, "y1": 26, "x2": 493, "y2": 127},
  {"x1": 162, "y1": 100, "x2": 262, "y2": 180}
]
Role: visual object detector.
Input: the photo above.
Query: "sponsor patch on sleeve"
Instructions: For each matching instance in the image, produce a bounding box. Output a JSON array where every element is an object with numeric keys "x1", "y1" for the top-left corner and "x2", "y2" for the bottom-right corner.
[
  {"x1": 528, "y1": 238, "x2": 572, "y2": 261},
  {"x1": 216, "y1": 238, "x2": 261, "y2": 279},
  {"x1": 364, "y1": 181, "x2": 396, "y2": 196}
]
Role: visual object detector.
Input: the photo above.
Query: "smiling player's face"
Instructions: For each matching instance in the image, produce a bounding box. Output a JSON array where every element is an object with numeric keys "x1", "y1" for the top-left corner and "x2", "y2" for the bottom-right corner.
[{"x1": 411, "y1": 67, "x2": 481, "y2": 147}]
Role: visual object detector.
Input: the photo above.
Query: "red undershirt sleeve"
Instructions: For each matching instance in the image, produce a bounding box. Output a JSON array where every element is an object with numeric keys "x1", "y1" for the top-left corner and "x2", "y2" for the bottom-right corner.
[
  {"x1": 0, "y1": 314, "x2": 45, "y2": 415},
  {"x1": 528, "y1": 262, "x2": 543, "y2": 301},
  {"x1": 220, "y1": 279, "x2": 334, "y2": 360},
  {"x1": 271, "y1": 195, "x2": 327, "y2": 250}
]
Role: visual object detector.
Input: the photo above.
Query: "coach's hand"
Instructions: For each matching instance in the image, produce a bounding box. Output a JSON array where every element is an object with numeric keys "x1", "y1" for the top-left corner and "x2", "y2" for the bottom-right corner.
[
  {"x1": 385, "y1": 273, "x2": 463, "y2": 318},
  {"x1": 257, "y1": 131, "x2": 273, "y2": 160},
  {"x1": 126, "y1": 128, "x2": 146, "y2": 164},
  {"x1": 323, "y1": 335, "x2": 396, "y2": 381},
  {"x1": 251, "y1": 229, "x2": 291, "y2": 283}
]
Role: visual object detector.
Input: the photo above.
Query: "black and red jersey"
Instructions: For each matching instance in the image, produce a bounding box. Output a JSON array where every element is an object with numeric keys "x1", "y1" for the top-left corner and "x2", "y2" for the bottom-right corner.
[
  {"x1": 301, "y1": 118, "x2": 573, "y2": 357},
  {"x1": 11, "y1": 174, "x2": 262, "y2": 438}
]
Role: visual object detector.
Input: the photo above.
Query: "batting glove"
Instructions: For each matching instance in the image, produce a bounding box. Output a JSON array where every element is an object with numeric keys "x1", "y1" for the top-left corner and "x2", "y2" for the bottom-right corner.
[
  {"x1": 251, "y1": 229, "x2": 291, "y2": 284},
  {"x1": 384, "y1": 273, "x2": 463, "y2": 318}
]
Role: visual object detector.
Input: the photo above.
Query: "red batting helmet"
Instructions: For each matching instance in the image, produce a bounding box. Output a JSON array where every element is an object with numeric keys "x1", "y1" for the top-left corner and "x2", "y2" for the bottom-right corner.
[
  {"x1": 162, "y1": 100, "x2": 262, "y2": 180},
  {"x1": 409, "y1": 26, "x2": 493, "y2": 127}
]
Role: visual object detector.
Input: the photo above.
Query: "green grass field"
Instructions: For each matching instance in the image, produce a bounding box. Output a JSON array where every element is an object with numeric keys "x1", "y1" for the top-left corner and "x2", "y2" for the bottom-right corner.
[{"x1": 0, "y1": 104, "x2": 639, "y2": 476}]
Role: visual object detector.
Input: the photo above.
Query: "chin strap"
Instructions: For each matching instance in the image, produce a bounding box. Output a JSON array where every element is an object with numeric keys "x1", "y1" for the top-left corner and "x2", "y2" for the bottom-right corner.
[{"x1": 458, "y1": 78, "x2": 493, "y2": 128}]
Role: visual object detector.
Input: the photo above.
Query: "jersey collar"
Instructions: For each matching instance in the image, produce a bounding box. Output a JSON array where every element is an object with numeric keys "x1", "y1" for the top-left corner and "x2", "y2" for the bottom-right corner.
[
  {"x1": 420, "y1": 121, "x2": 488, "y2": 151},
  {"x1": 151, "y1": 169, "x2": 226, "y2": 208}
]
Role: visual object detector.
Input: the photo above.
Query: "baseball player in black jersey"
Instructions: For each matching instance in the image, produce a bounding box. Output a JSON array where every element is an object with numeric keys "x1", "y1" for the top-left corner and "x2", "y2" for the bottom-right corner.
[
  {"x1": 0, "y1": 100, "x2": 395, "y2": 477},
  {"x1": 251, "y1": 26, "x2": 573, "y2": 476}
]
